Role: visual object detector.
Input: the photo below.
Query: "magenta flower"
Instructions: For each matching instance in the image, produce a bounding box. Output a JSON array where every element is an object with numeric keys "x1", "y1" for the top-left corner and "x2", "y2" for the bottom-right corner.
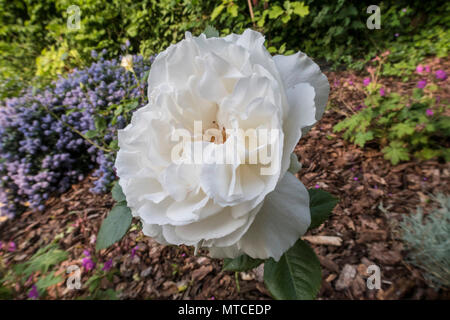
[
  {"x1": 333, "y1": 79, "x2": 340, "y2": 88},
  {"x1": 130, "y1": 245, "x2": 139, "y2": 259},
  {"x1": 426, "y1": 109, "x2": 434, "y2": 116},
  {"x1": 348, "y1": 80, "x2": 353, "y2": 85},
  {"x1": 314, "y1": 184, "x2": 320, "y2": 189},
  {"x1": 82, "y1": 250, "x2": 91, "y2": 257},
  {"x1": 379, "y1": 87, "x2": 385, "y2": 96},
  {"x1": 102, "y1": 259, "x2": 113, "y2": 272},
  {"x1": 353, "y1": 177, "x2": 359, "y2": 181},
  {"x1": 354, "y1": 104, "x2": 366, "y2": 111},
  {"x1": 8, "y1": 241, "x2": 16, "y2": 252},
  {"x1": 363, "y1": 77, "x2": 371, "y2": 86},
  {"x1": 436, "y1": 69, "x2": 447, "y2": 80},
  {"x1": 82, "y1": 257, "x2": 95, "y2": 271},
  {"x1": 417, "y1": 80, "x2": 427, "y2": 89},
  {"x1": 416, "y1": 64, "x2": 424, "y2": 74},
  {"x1": 28, "y1": 285, "x2": 39, "y2": 299}
]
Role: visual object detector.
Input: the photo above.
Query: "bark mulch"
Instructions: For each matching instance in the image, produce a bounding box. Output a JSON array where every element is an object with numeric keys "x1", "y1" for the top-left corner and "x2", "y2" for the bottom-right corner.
[{"x1": 0, "y1": 63, "x2": 449, "y2": 300}]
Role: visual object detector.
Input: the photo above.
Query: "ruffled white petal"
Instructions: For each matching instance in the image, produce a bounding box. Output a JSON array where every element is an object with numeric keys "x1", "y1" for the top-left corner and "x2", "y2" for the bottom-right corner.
[
  {"x1": 213, "y1": 172, "x2": 311, "y2": 261},
  {"x1": 273, "y1": 52, "x2": 329, "y2": 125}
]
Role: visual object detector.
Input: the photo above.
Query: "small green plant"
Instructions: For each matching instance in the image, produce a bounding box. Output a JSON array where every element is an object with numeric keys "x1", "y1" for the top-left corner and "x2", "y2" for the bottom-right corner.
[
  {"x1": 399, "y1": 194, "x2": 450, "y2": 289},
  {"x1": 334, "y1": 54, "x2": 450, "y2": 165},
  {"x1": 0, "y1": 242, "x2": 69, "y2": 299}
]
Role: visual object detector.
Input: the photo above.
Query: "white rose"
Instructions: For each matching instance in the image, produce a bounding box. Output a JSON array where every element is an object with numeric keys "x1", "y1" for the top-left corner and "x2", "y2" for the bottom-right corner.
[{"x1": 115, "y1": 29, "x2": 329, "y2": 261}]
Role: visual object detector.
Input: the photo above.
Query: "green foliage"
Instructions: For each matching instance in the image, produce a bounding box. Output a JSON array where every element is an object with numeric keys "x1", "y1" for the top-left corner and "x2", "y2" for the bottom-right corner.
[
  {"x1": 1, "y1": 0, "x2": 448, "y2": 92},
  {"x1": 35, "y1": 271, "x2": 63, "y2": 296},
  {"x1": 96, "y1": 202, "x2": 133, "y2": 251},
  {"x1": 111, "y1": 181, "x2": 126, "y2": 202},
  {"x1": 308, "y1": 188, "x2": 338, "y2": 230},
  {"x1": 203, "y1": 25, "x2": 219, "y2": 38},
  {"x1": 382, "y1": 141, "x2": 410, "y2": 165},
  {"x1": 399, "y1": 194, "x2": 450, "y2": 289},
  {"x1": 14, "y1": 243, "x2": 68, "y2": 278},
  {"x1": 0, "y1": 242, "x2": 69, "y2": 299},
  {"x1": 288, "y1": 153, "x2": 302, "y2": 174},
  {"x1": 264, "y1": 239, "x2": 321, "y2": 300},
  {"x1": 0, "y1": 285, "x2": 13, "y2": 299},
  {"x1": 83, "y1": 289, "x2": 119, "y2": 300},
  {"x1": 223, "y1": 255, "x2": 264, "y2": 272}
]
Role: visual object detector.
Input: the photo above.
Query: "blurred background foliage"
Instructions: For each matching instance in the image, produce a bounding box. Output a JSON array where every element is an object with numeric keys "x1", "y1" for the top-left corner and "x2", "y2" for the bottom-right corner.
[{"x1": 0, "y1": 0, "x2": 449, "y2": 96}]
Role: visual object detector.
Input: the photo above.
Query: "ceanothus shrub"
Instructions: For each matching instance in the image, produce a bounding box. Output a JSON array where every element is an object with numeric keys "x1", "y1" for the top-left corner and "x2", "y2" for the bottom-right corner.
[{"x1": 0, "y1": 50, "x2": 151, "y2": 217}]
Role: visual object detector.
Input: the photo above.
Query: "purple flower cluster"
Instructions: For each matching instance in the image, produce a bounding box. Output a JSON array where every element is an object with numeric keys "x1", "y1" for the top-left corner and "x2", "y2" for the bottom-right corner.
[{"x1": 0, "y1": 51, "x2": 151, "y2": 217}]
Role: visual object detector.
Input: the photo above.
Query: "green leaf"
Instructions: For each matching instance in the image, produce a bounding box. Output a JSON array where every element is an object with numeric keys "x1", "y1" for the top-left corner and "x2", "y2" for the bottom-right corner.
[
  {"x1": 126, "y1": 100, "x2": 139, "y2": 111},
  {"x1": 94, "y1": 116, "x2": 107, "y2": 132},
  {"x1": 85, "y1": 130, "x2": 98, "y2": 139},
  {"x1": 391, "y1": 123, "x2": 415, "y2": 138},
  {"x1": 264, "y1": 239, "x2": 321, "y2": 300},
  {"x1": 292, "y1": 2, "x2": 310, "y2": 17},
  {"x1": 308, "y1": 189, "x2": 338, "y2": 230},
  {"x1": 0, "y1": 286, "x2": 14, "y2": 299},
  {"x1": 223, "y1": 255, "x2": 264, "y2": 272},
  {"x1": 111, "y1": 181, "x2": 126, "y2": 202},
  {"x1": 382, "y1": 141, "x2": 410, "y2": 165},
  {"x1": 210, "y1": 5, "x2": 224, "y2": 21},
  {"x1": 96, "y1": 203, "x2": 132, "y2": 251},
  {"x1": 268, "y1": 5, "x2": 284, "y2": 19},
  {"x1": 108, "y1": 139, "x2": 118, "y2": 150},
  {"x1": 288, "y1": 153, "x2": 302, "y2": 174},
  {"x1": 354, "y1": 131, "x2": 374, "y2": 147},
  {"x1": 15, "y1": 244, "x2": 68, "y2": 278},
  {"x1": 35, "y1": 271, "x2": 63, "y2": 295},
  {"x1": 227, "y1": 4, "x2": 238, "y2": 17},
  {"x1": 203, "y1": 25, "x2": 219, "y2": 38}
]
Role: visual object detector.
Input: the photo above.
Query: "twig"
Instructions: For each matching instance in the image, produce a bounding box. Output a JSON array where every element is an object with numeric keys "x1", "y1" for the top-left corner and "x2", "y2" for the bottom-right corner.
[{"x1": 247, "y1": 0, "x2": 256, "y2": 27}]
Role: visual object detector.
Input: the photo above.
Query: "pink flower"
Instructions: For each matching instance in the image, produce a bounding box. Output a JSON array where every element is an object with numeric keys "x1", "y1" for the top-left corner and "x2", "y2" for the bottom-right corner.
[
  {"x1": 102, "y1": 259, "x2": 113, "y2": 272},
  {"x1": 363, "y1": 77, "x2": 371, "y2": 86},
  {"x1": 424, "y1": 65, "x2": 431, "y2": 73},
  {"x1": 333, "y1": 79, "x2": 340, "y2": 87},
  {"x1": 82, "y1": 257, "x2": 95, "y2": 271},
  {"x1": 82, "y1": 250, "x2": 91, "y2": 257},
  {"x1": 426, "y1": 109, "x2": 434, "y2": 116},
  {"x1": 353, "y1": 177, "x2": 359, "y2": 181},
  {"x1": 28, "y1": 285, "x2": 39, "y2": 299},
  {"x1": 314, "y1": 184, "x2": 320, "y2": 189},
  {"x1": 348, "y1": 80, "x2": 353, "y2": 85},
  {"x1": 395, "y1": 33, "x2": 399, "y2": 37},
  {"x1": 379, "y1": 87, "x2": 385, "y2": 96},
  {"x1": 436, "y1": 69, "x2": 447, "y2": 80},
  {"x1": 8, "y1": 241, "x2": 16, "y2": 252},
  {"x1": 402, "y1": 8, "x2": 407, "y2": 13},
  {"x1": 416, "y1": 64, "x2": 424, "y2": 74},
  {"x1": 417, "y1": 80, "x2": 427, "y2": 89}
]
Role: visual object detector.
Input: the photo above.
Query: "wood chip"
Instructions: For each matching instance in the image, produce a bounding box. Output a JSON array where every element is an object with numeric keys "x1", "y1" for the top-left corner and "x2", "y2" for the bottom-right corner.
[{"x1": 302, "y1": 235, "x2": 343, "y2": 246}]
